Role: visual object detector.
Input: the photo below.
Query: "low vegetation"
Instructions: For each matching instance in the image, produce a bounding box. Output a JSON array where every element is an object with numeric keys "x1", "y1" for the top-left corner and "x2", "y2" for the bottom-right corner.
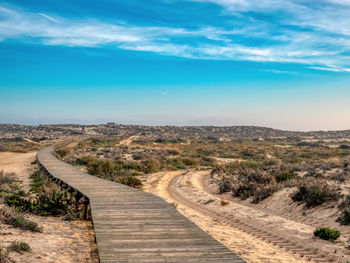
[
  {"x1": 1, "y1": 171, "x2": 43, "y2": 232},
  {"x1": 5, "y1": 170, "x2": 70, "y2": 216},
  {"x1": 77, "y1": 138, "x2": 119, "y2": 148},
  {"x1": 0, "y1": 241, "x2": 31, "y2": 262},
  {"x1": 337, "y1": 195, "x2": 350, "y2": 225},
  {"x1": 0, "y1": 245, "x2": 9, "y2": 263},
  {"x1": 64, "y1": 135, "x2": 349, "y2": 226},
  {"x1": 7, "y1": 241, "x2": 31, "y2": 253},
  {"x1": 274, "y1": 171, "x2": 296, "y2": 183},
  {"x1": 55, "y1": 147, "x2": 71, "y2": 159},
  {"x1": 1, "y1": 169, "x2": 70, "y2": 219},
  {"x1": 0, "y1": 208, "x2": 42, "y2": 232},
  {"x1": 75, "y1": 156, "x2": 143, "y2": 189},
  {"x1": 205, "y1": 138, "x2": 348, "y2": 206},
  {"x1": 203, "y1": 199, "x2": 215, "y2": 205},
  {"x1": 291, "y1": 182, "x2": 339, "y2": 207},
  {"x1": 313, "y1": 227, "x2": 340, "y2": 241},
  {"x1": 0, "y1": 172, "x2": 18, "y2": 186},
  {"x1": 0, "y1": 137, "x2": 39, "y2": 153}
]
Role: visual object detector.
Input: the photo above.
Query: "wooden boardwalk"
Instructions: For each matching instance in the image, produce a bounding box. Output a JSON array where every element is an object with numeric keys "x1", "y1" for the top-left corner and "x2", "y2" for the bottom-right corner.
[{"x1": 37, "y1": 147, "x2": 245, "y2": 263}]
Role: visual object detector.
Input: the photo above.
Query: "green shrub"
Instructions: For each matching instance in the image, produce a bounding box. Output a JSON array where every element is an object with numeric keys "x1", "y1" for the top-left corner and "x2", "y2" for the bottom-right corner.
[
  {"x1": 252, "y1": 186, "x2": 275, "y2": 203},
  {"x1": 232, "y1": 184, "x2": 255, "y2": 200},
  {"x1": 218, "y1": 179, "x2": 231, "y2": 193},
  {"x1": 0, "y1": 171, "x2": 18, "y2": 185},
  {"x1": 143, "y1": 158, "x2": 160, "y2": 174},
  {"x1": 116, "y1": 160, "x2": 142, "y2": 171},
  {"x1": 182, "y1": 157, "x2": 199, "y2": 166},
  {"x1": 12, "y1": 217, "x2": 42, "y2": 232},
  {"x1": 78, "y1": 156, "x2": 145, "y2": 189},
  {"x1": 8, "y1": 241, "x2": 31, "y2": 253},
  {"x1": 337, "y1": 209, "x2": 350, "y2": 226},
  {"x1": 55, "y1": 147, "x2": 71, "y2": 158},
  {"x1": 155, "y1": 138, "x2": 184, "y2": 144},
  {"x1": 339, "y1": 145, "x2": 350, "y2": 149},
  {"x1": 75, "y1": 155, "x2": 96, "y2": 166},
  {"x1": 63, "y1": 212, "x2": 79, "y2": 221},
  {"x1": 262, "y1": 159, "x2": 279, "y2": 166},
  {"x1": 34, "y1": 190, "x2": 69, "y2": 216},
  {"x1": 291, "y1": 183, "x2": 339, "y2": 207},
  {"x1": 5, "y1": 187, "x2": 69, "y2": 216},
  {"x1": 219, "y1": 154, "x2": 235, "y2": 159},
  {"x1": 246, "y1": 171, "x2": 272, "y2": 184},
  {"x1": 314, "y1": 227, "x2": 340, "y2": 241},
  {"x1": 29, "y1": 169, "x2": 46, "y2": 193},
  {"x1": 167, "y1": 158, "x2": 186, "y2": 170},
  {"x1": 337, "y1": 195, "x2": 350, "y2": 225},
  {"x1": 0, "y1": 209, "x2": 42, "y2": 232},
  {"x1": 176, "y1": 163, "x2": 187, "y2": 169},
  {"x1": 275, "y1": 171, "x2": 296, "y2": 182},
  {"x1": 240, "y1": 147, "x2": 257, "y2": 158},
  {"x1": 87, "y1": 159, "x2": 114, "y2": 177},
  {"x1": 5, "y1": 191, "x2": 34, "y2": 212},
  {"x1": 199, "y1": 156, "x2": 217, "y2": 167},
  {"x1": 116, "y1": 176, "x2": 142, "y2": 189}
]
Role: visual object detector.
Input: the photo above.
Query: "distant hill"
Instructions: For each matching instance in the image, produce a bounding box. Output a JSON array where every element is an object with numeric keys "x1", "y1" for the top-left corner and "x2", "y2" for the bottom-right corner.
[{"x1": 1, "y1": 124, "x2": 350, "y2": 140}]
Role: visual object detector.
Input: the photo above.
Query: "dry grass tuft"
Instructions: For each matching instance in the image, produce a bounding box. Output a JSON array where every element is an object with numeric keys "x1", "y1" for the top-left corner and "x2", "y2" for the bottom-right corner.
[{"x1": 220, "y1": 199, "x2": 229, "y2": 206}]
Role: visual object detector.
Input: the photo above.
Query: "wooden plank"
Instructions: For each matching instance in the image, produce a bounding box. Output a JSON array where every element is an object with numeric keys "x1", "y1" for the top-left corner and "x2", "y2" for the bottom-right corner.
[{"x1": 37, "y1": 146, "x2": 245, "y2": 263}]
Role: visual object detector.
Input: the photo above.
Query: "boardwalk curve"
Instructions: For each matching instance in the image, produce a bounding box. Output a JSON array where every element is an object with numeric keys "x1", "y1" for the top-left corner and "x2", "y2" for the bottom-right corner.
[{"x1": 37, "y1": 146, "x2": 245, "y2": 263}]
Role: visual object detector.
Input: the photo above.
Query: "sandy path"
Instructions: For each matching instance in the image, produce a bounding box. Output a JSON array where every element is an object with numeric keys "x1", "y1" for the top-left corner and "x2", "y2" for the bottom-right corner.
[
  {"x1": 144, "y1": 171, "x2": 305, "y2": 263},
  {"x1": 0, "y1": 152, "x2": 37, "y2": 189},
  {"x1": 144, "y1": 170, "x2": 349, "y2": 263},
  {"x1": 116, "y1": 135, "x2": 138, "y2": 147},
  {"x1": 0, "y1": 151, "x2": 98, "y2": 263}
]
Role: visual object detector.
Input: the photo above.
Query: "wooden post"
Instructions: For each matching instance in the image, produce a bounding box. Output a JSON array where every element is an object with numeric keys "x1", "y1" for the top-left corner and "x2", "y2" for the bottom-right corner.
[
  {"x1": 67, "y1": 187, "x2": 75, "y2": 201},
  {"x1": 80, "y1": 197, "x2": 90, "y2": 220},
  {"x1": 73, "y1": 191, "x2": 83, "y2": 214}
]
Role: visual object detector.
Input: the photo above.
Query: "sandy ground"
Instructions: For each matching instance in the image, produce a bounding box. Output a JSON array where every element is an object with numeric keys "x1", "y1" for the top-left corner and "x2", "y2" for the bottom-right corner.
[
  {"x1": 144, "y1": 170, "x2": 350, "y2": 263},
  {"x1": 0, "y1": 152, "x2": 98, "y2": 263},
  {"x1": 213, "y1": 157, "x2": 242, "y2": 165},
  {"x1": 116, "y1": 135, "x2": 138, "y2": 147},
  {"x1": 0, "y1": 152, "x2": 36, "y2": 189}
]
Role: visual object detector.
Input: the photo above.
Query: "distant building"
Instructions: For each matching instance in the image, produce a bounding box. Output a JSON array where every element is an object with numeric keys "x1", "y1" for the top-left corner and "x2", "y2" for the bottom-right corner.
[{"x1": 106, "y1": 122, "x2": 116, "y2": 127}]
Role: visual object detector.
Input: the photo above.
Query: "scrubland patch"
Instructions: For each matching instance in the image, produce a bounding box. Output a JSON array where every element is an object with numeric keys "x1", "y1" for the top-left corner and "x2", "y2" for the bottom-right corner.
[{"x1": 0, "y1": 137, "x2": 39, "y2": 153}]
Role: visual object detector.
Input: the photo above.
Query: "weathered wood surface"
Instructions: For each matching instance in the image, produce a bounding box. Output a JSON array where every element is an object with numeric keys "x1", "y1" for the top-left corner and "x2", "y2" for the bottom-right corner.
[{"x1": 37, "y1": 146, "x2": 245, "y2": 263}]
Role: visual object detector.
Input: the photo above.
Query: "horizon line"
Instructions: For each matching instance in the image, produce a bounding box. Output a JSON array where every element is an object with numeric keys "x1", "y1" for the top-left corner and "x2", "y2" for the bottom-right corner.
[{"x1": 1, "y1": 122, "x2": 350, "y2": 133}]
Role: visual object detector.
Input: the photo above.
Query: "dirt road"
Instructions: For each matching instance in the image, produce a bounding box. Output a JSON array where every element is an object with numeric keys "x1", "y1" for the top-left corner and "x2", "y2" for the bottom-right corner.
[
  {"x1": 0, "y1": 151, "x2": 36, "y2": 189},
  {"x1": 144, "y1": 170, "x2": 349, "y2": 263}
]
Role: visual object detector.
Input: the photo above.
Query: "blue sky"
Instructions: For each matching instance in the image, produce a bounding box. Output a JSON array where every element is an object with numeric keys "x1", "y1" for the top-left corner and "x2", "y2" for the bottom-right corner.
[{"x1": 0, "y1": 0, "x2": 349, "y2": 130}]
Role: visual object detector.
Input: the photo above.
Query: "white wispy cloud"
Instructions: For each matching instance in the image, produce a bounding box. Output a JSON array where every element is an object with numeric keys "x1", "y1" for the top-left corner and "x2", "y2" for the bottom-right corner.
[
  {"x1": 260, "y1": 69, "x2": 298, "y2": 75},
  {"x1": 0, "y1": 3, "x2": 349, "y2": 71},
  {"x1": 309, "y1": 66, "x2": 350, "y2": 72},
  {"x1": 37, "y1": 13, "x2": 58, "y2": 23}
]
